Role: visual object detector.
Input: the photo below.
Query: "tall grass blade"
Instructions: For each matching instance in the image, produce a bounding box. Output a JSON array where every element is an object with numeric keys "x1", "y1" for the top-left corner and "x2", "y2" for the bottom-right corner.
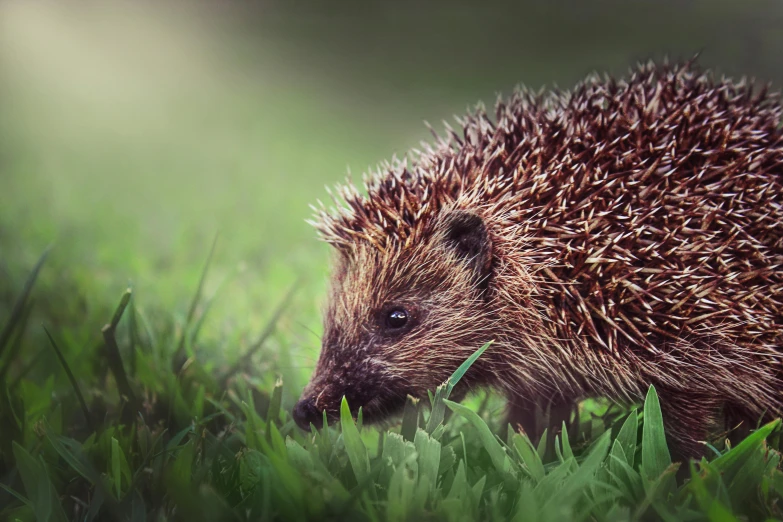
[
  {"x1": 0, "y1": 246, "x2": 49, "y2": 357},
  {"x1": 127, "y1": 293, "x2": 138, "y2": 377},
  {"x1": 445, "y1": 341, "x2": 491, "y2": 397},
  {"x1": 400, "y1": 395, "x2": 420, "y2": 442},
  {"x1": 641, "y1": 385, "x2": 671, "y2": 481},
  {"x1": 11, "y1": 442, "x2": 67, "y2": 522},
  {"x1": 43, "y1": 425, "x2": 100, "y2": 486},
  {"x1": 711, "y1": 419, "x2": 780, "y2": 473},
  {"x1": 426, "y1": 342, "x2": 491, "y2": 433},
  {"x1": 615, "y1": 409, "x2": 638, "y2": 468},
  {"x1": 220, "y1": 279, "x2": 300, "y2": 386},
  {"x1": 540, "y1": 430, "x2": 611, "y2": 514},
  {"x1": 43, "y1": 326, "x2": 93, "y2": 431},
  {"x1": 0, "y1": 300, "x2": 33, "y2": 380},
  {"x1": 561, "y1": 420, "x2": 574, "y2": 461},
  {"x1": 340, "y1": 396, "x2": 371, "y2": 489},
  {"x1": 111, "y1": 437, "x2": 122, "y2": 497},
  {"x1": 444, "y1": 399, "x2": 510, "y2": 473},
  {"x1": 425, "y1": 383, "x2": 449, "y2": 434},
  {"x1": 0, "y1": 482, "x2": 32, "y2": 508},
  {"x1": 102, "y1": 288, "x2": 138, "y2": 413},
  {"x1": 172, "y1": 232, "x2": 219, "y2": 371},
  {"x1": 188, "y1": 268, "x2": 235, "y2": 349},
  {"x1": 266, "y1": 376, "x2": 283, "y2": 425},
  {"x1": 108, "y1": 286, "x2": 132, "y2": 331},
  {"x1": 512, "y1": 432, "x2": 545, "y2": 482}
]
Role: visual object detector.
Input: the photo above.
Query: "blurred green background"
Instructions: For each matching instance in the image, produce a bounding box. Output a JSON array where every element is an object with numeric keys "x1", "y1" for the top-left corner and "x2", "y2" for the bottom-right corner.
[{"x1": 1, "y1": 0, "x2": 782, "y2": 407}]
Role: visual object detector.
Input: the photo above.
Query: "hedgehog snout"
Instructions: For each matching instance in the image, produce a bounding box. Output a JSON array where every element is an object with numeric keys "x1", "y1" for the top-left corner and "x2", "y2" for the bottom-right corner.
[
  {"x1": 293, "y1": 383, "x2": 362, "y2": 430},
  {"x1": 294, "y1": 354, "x2": 401, "y2": 429},
  {"x1": 293, "y1": 377, "x2": 341, "y2": 430},
  {"x1": 293, "y1": 396, "x2": 321, "y2": 430}
]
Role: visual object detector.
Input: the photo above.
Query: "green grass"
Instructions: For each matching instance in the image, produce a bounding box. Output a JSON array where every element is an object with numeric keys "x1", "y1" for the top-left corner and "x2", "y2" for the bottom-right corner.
[{"x1": 0, "y1": 253, "x2": 781, "y2": 521}]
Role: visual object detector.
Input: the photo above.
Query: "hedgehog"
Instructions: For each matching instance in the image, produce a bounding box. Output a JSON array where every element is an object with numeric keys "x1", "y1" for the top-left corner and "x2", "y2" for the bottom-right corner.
[{"x1": 292, "y1": 60, "x2": 783, "y2": 459}]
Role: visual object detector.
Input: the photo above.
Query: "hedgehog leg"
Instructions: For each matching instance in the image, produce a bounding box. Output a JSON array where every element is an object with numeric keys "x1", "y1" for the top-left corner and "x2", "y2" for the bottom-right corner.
[
  {"x1": 724, "y1": 402, "x2": 763, "y2": 447},
  {"x1": 505, "y1": 395, "x2": 538, "y2": 436},
  {"x1": 656, "y1": 389, "x2": 723, "y2": 461},
  {"x1": 506, "y1": 394, "x2": 573, "y2": 442}
]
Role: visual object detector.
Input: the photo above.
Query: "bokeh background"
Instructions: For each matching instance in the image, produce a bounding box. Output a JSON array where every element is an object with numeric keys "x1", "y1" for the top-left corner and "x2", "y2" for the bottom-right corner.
[{"x1": 2, "y1": 0, "x2": 782, "y2": 408}]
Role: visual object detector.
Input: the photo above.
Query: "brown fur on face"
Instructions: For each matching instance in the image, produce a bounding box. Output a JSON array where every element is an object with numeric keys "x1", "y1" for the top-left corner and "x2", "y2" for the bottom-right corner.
[{"x1": 294, "y1": 60, "x2": 783, "y2": 459}]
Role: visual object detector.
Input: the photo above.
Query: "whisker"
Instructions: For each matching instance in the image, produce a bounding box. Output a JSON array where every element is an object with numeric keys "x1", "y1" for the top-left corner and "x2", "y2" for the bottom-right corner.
[{"x1": 295, "y1": 321, "x2": 323, "y2": 342}]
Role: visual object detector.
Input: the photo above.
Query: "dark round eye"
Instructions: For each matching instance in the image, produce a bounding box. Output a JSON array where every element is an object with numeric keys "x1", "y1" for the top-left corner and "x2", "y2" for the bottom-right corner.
[{"x1": 385, "y1": 308, "x2": 409, "y2": 330}]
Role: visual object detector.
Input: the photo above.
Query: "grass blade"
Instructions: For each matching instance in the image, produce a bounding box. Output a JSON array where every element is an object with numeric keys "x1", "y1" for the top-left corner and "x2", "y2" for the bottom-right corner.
[
  {"x1": 266, "y1": 376, "x2": 283, "y2": 425},
  {"x1": 188, "y1": 268, "x2": 235, "y2": 349},
  {"x1": 0, "y1": 482, "x2": 32, "y2": 508},
  {"x1": 43, "y1": 326, "x2": 93, "y2": 431},
  {"x1": 444, "y1": 399, "x2": 510, "y2": 473},
  {"x1": 220, "y1": 279, "x2": 300, "y2": 386},
  {"x1": 11, "y1": 442, "x2": 67, "y2": 522},
  {"x1": 172, "y1": 232, "x2": 219, "y2": 371},
  {"x1": 102, "y1": 288, "x2": 138, "y2": 413},
  {"x1": 425, "y1": 383, "x2": 449, "y2": 434},
  {"x1": 12, "y1": 442, "x2": 41, "y2": 505},
  {"x1": 711, "y1": 419, "x2": 781, "y2": 472},
  {"x1": 641, "y1": 385, "x2": 671, "y2": 481},
  {"x1": 426, "y1": 342, "x2": 491, "y2": 433},
  {"x1": 43, "y1": 425, "x2": 100, "y2": 486},
  {"x1": 640, "y1": 385, "x2": 676, "y2": 504},
  {"x1": 111, "y1": 437, "x2": 122, "y2": 497},
  {"x1": 615, "y1": 409, "x2": 639, "y2": 468},
  {"x1": 340, "y1": 396, "x2": 371, "y2": 488},
  {"x1": 0, "y1": 299, "x2": 33, "y2": 381},
  {"x1": 413, "y1": 428, "x2": 441, "y2": 497},
  {"x1": 445, "y1": 341, "x2": 492, "y2": 397},
  {"x1": 540, "y1": 430, "x2": 612, "y2": 514},
  {"x1": 536, "y1": 428, "x2": 548, "y2": 460},
  {"x1": 400, "y1": 395, "x2": 420, "y2": 442},
  {"x1": 0, "y1": 246, "x2": 49, "y2": 357},
  {"x1": 108, "y1": 286, "x2": 132, "y2": 331},
  {"x1": 127, "y1": 289, "x2": 138, "y2": 376},
  {"x1": 561, "y1": 421, "x2": 574, "y2": 461},
  {"x1": 512, "y1": 433, "x2": 545, "y2": 482}
]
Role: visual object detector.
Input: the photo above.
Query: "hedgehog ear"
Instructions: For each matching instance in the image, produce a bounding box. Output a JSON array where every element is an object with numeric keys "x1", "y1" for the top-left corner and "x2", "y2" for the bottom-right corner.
[{"x1": 441, "y1": 210, "x2": 492, "y2": 284}]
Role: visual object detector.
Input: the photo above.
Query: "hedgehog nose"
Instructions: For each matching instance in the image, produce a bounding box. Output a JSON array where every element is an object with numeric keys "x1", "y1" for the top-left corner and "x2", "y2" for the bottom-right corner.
[{"x1": 293, "y1": 397, "x2": 321, "y2": 430}]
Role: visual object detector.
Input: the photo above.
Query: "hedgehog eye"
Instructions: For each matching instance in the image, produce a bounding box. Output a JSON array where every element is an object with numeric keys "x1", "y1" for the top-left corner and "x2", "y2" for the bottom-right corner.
[{"x1": 385, "y1": 308, "x2": 409, "y2": 330}]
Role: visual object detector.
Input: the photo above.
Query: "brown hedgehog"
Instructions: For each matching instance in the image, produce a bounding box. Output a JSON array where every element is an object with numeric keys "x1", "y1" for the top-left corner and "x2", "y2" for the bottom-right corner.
[{"x1": 293, "y1": 60, "x2": 783, "y2": 459}]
